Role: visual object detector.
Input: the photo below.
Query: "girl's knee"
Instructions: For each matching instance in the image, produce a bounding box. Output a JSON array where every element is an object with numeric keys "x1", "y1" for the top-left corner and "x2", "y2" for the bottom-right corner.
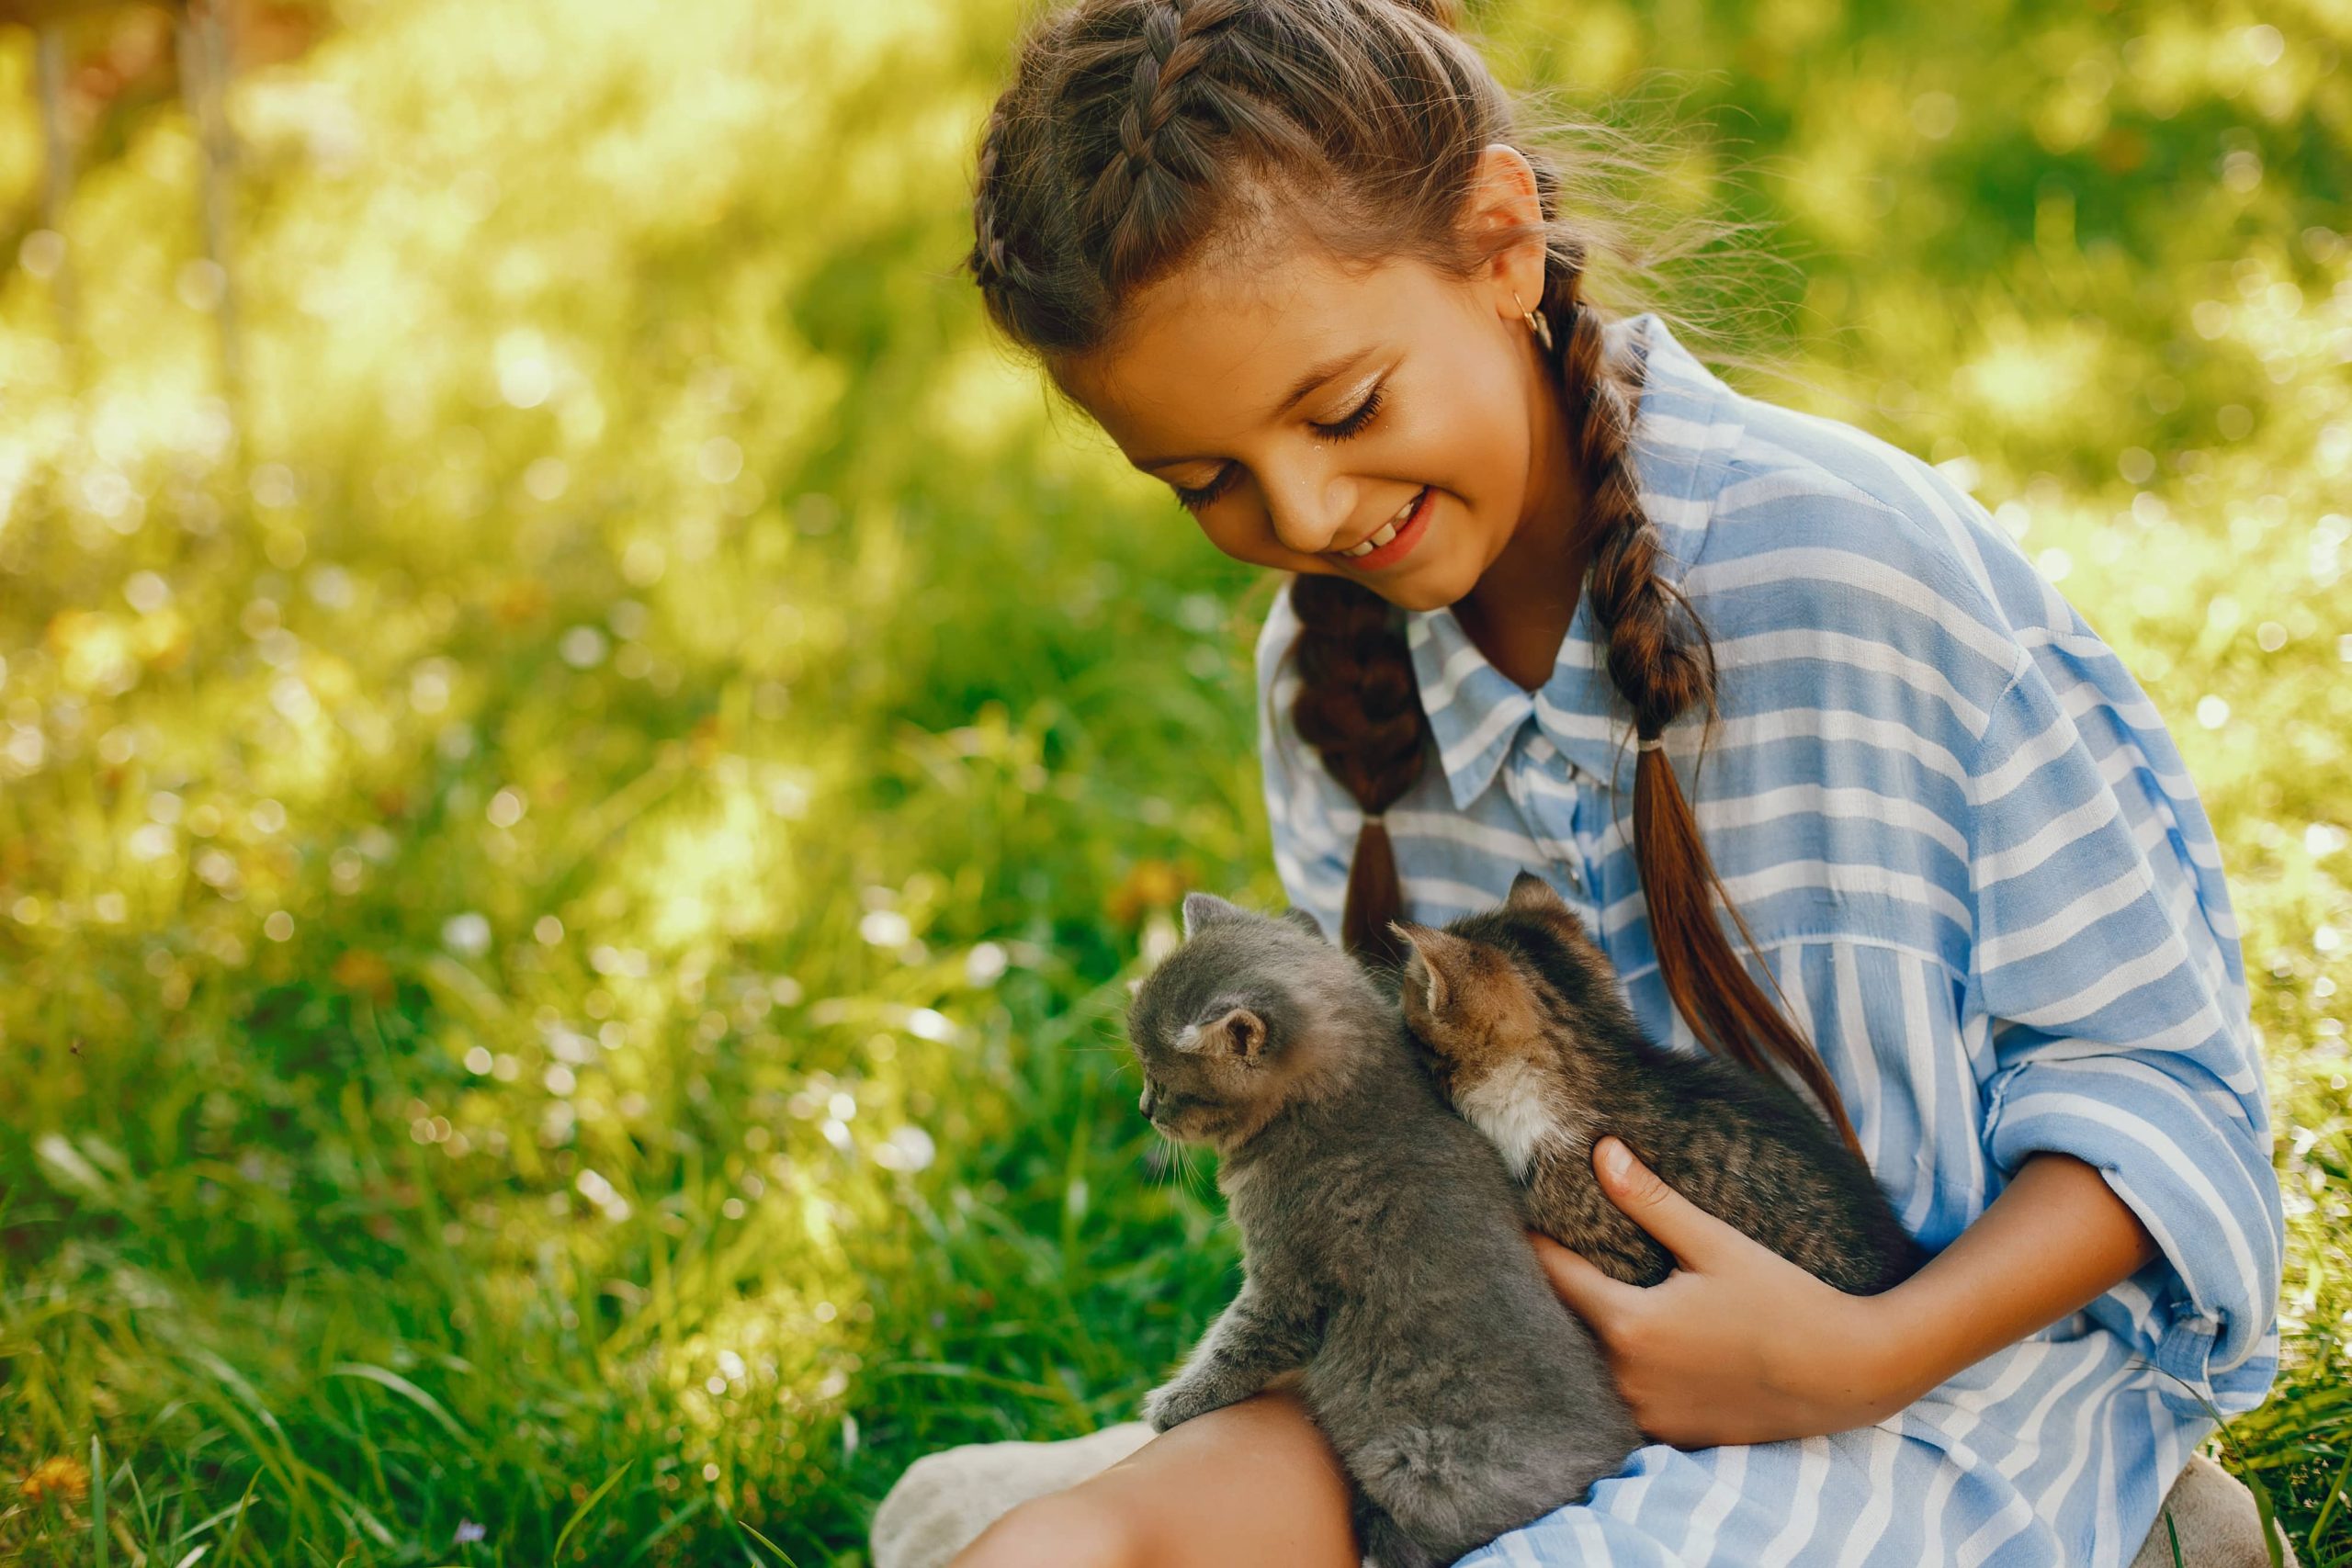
[{"x1": 950, "y1": 1491, "x2": 1143, "y2": 1568}]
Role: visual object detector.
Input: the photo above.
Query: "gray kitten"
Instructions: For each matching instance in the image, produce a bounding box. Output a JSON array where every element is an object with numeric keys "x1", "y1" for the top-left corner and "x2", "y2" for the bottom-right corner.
[
  {"x1": 1396, "y1": 872, "x2": 1923, "y2": 1295},
  {"x1": 1126, "y1": 892, "x2": 1640, "y2": 1568}
]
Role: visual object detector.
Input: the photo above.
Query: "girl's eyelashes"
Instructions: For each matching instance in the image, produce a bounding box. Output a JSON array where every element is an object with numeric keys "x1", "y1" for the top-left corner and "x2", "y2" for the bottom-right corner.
[
  {"x1": 1311, "y1": 382, "x2": 1386, "y2": 445},
  {"x1": 1170, "y1": 382, "x2": 1390, "y2": 514},
  {"x1": 1173, "y1": 468, "x2": 1237, "y2": 513}
]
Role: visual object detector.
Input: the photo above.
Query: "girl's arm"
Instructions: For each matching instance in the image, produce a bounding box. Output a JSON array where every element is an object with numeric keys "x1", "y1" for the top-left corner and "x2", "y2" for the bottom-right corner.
[{"x1": 1533, "y1": 1135, "x2": 2157, "y2": 1449}]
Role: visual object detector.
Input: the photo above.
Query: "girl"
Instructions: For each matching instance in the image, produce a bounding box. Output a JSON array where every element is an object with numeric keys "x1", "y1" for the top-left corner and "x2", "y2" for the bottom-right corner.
[{"x1": 878, "y1": 0, "x2": 2290, "y2": 1562}]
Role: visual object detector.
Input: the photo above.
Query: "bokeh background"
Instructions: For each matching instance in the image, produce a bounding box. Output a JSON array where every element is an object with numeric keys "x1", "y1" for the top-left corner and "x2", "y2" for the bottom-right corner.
[{"x1": 0, "y1": 0, "x2": 2345, "y2": 1562}]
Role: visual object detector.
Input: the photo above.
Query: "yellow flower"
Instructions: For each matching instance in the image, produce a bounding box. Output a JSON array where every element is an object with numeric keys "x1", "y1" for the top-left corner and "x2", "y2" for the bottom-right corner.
[
  {"x1": 1106, "y1": 859, "x2": 1190, "y2": 927},
  {"x1": 21, "y1": 1454, "x2": 90, "y2": 1505},
  {"x1": 332, "y1": 948, "x2": 396, "y2": 1003}
]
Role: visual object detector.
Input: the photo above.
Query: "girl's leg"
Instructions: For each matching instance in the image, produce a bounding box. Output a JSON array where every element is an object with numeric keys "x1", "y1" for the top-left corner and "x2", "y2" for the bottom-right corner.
[{"x1": 899, "y1": 1392, "x2": 1362, "y2": 1568}]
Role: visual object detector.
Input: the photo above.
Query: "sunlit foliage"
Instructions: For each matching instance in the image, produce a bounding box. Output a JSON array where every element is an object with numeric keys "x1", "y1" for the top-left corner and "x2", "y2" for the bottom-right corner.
[{"x1": 0, "y1": 0, "x2": 2344, "y2": 1562}]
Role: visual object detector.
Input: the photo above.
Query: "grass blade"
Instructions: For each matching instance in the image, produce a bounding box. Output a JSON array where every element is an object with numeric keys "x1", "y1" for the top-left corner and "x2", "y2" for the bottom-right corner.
[
  {"x1": 92, "y1": 1433, "x2": 110, "y2": 1568},
  {"x1": 732, "y1": 1514, "x2": 800, "y2": 1567},
  {"x1": 216, "y1": 1467, "x2": 261, "y2": 1568},
  {"x1": 2244, "y1": 1464, "x2": 2286, "y2": 1568},
  {"x1": 2308, "y1": 1444, "x2": 2352, "y2": 1550},
  {"x1": 551, "y1": 1459, "x2": 632, "y2": 1565},
  {"x1": 326, "y1": 1361, "x2": 472, "y2": 1443},
  {"x1": 622, "y1": 1495, "x2": 711, "y2": 1564}
]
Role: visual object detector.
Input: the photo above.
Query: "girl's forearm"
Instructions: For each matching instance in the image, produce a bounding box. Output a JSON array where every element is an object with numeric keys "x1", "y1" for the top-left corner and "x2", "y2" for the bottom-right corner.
[{"x1": 1869, "y1": 1151, "x2": 2160, "y2": 1404}]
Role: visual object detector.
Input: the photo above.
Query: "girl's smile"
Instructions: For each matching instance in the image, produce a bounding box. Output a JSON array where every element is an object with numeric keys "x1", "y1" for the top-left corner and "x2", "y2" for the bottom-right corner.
[{"x1": 1330, "y1": 483, "x2": 1434, "y2": 569}]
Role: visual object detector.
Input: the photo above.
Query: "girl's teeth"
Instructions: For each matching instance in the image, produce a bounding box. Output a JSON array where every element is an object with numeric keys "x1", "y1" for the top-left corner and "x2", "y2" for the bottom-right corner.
[{"x1": 1341, "y1": 492, "x2": 1421, "y2": 558}]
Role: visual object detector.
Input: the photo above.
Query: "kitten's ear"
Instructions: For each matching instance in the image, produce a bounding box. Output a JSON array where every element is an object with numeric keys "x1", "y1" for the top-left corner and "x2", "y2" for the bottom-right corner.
[
  {"x1": 1506, "y1": 870, "x2": 1567, "y2": 916},
  {"x1": 1277, "y1": 906, "x2": 1326, "y2": 942},
  {"x1": 1182, "y1": 892, "x2": 1250, "y2": 940},
  {"x1": 1388, "y1": 921, "x2": 1458, "y2": 1018},
  {"x1": 1182, "y1": 1007, "x2": 1267, "y2": 1063},
  {"x1": 1508, "y1": 870, "x2": 1604, "y2": 959}
]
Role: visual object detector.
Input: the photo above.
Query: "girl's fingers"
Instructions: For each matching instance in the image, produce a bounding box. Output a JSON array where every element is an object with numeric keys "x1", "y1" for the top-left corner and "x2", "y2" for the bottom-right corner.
[
  {"x1": 1590, "y1": 1136, "x2": 1750, "y2": 1273},
  {"x1": 1528, "y1": 1230, "x2": 1639, "y2": 1323}
]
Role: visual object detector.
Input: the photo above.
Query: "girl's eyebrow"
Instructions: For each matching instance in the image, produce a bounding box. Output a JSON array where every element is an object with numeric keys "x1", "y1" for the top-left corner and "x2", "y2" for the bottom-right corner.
[{"x1": 1136, "y1": 344, "x2": 1378, "y2": 471}]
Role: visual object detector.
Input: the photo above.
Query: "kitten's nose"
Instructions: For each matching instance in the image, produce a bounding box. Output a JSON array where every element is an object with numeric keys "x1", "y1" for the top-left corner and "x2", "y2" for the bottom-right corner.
[{"x1": 1138, "y1": 1084, "x2": 1158, "y2": 1121}]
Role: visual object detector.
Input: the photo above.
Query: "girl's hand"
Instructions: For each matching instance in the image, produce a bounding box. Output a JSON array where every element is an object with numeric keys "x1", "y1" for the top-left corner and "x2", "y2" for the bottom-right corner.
[{"x1": 1531, "y1": 1137, "x2": 1925, "y2": 1449}]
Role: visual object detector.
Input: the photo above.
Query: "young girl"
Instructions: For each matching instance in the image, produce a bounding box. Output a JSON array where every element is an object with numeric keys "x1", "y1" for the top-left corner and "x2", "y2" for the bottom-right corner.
[{"x1": 877, "y1": 0, "x2": 2290, "y2": 1562}]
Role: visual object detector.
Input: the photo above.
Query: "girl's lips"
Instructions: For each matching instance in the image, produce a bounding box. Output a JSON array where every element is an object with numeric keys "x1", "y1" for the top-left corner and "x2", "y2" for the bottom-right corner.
[{"x1": 1337, "y1": 486, "x2": 1434, "y2": 571}]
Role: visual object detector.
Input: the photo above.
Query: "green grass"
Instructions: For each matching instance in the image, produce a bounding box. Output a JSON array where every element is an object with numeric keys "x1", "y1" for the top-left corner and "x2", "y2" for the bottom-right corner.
[{"x1": 0, "y1": 0, "x2": 2346, "y2": 1562}]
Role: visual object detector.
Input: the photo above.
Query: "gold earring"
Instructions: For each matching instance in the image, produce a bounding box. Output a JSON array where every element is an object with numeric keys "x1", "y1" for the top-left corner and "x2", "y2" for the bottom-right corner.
[{"x1": 1512, "y1": 290, "x2": 1555, "y2": 353}]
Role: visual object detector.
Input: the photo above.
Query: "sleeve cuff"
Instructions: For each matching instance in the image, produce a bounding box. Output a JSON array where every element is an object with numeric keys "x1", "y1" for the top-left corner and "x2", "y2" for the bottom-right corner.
[{"x1": 1980, "y1": 1059, "x2": 2282, "y2": 1419}]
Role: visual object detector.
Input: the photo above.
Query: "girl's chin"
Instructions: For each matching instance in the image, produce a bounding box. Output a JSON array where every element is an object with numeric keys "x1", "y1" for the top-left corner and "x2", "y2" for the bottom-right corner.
[
  {"x1": 1278, "y1": 535, "x2": 1472, "y2": 609},
  {"x1": 1345, "y1": 555, "x2": 1475, "y2": 613},
  {"x1": 1346, "y1": 580, "x2": 1447, "y2": 614}
]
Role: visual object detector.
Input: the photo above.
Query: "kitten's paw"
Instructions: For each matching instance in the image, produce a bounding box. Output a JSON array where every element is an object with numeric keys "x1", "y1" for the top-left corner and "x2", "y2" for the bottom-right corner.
[{"x1": 1141, "y1": 1378, "x2": 1219, "y2": 1433}]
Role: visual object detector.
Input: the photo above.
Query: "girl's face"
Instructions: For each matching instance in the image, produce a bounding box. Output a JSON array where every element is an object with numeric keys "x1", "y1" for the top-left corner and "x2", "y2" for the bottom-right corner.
[{"x1": 1050, "y1": 147, "x2": 1567, "y2": 615}]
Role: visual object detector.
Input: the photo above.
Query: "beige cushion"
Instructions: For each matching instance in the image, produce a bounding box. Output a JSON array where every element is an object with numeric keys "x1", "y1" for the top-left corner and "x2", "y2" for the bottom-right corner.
[
  {"x1": 870, "y1": 1421, "x2": 1156, "y2": 1568},
  {"x1": 2127, "y1": 1453, "x2": 2299, "y2": 1568}
]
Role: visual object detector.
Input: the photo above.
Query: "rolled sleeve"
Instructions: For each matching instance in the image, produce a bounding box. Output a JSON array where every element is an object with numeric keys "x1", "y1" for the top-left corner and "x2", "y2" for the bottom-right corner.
[
  {"x1": 1253, "y1": 585, "x2": 1354, "y2": 942},
  {"x1": 1965, "y1": 642, "x2": 2283, "y2": 1418}
]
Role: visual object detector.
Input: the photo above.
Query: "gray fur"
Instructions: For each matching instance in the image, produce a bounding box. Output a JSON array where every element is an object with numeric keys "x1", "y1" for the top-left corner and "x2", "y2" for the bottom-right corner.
[
  {"x1": 1127, "y1": 899, "x2": 1640, "y2": 1568},
  {"x1": 1400, "y1": 871, "x2": 1925, "y2": 1296}
]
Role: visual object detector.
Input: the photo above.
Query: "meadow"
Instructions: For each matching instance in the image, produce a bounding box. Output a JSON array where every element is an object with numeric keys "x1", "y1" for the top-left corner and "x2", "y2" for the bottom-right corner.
[{"x1": 0, "y1": 0, "x2": 2346, "y2": 1562}]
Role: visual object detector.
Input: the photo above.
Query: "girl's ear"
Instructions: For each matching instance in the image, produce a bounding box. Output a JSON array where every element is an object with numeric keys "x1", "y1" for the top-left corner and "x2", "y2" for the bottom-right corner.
[
  {"x1": 1278, "y1": 906, "x2": 1326, "y2": 942},
  {"x1": 1463, "y1": 142, "x2": 1549, "y2": 324},
  {"x1": 1182, "y1": 892, "x2": 1250, "y2": 939}
]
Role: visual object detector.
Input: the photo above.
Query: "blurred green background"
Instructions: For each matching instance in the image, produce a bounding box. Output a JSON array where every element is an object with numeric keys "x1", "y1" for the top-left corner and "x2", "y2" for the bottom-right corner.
[{"x1": 0, "y1": 0, "x2": 2345, "y2": 1562}]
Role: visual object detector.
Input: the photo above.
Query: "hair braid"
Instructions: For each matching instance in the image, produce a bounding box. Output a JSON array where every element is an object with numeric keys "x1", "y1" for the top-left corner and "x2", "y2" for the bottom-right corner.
[
  {"x1": 1545, "y1": 267, "x2": 1863, "y2": 1155},
  {"x1": 1555, "y1": 283, "x2": 1711, "y2": 738},
  {"x1": 970, "y1": 103, "x2": 1042, "y2": 297},
  {"x1": 1287, "y1": 572, "x2": 1428, "y2": 970},
  {"x1": 1087, "y1": 0, "x2": 1251, "y2": 278}
]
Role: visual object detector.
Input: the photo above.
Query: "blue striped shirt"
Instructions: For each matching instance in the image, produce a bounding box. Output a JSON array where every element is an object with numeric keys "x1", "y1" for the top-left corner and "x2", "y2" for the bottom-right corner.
[{"x1": 1254, "y1": 311, "x2": 2284, "y2": 1564}]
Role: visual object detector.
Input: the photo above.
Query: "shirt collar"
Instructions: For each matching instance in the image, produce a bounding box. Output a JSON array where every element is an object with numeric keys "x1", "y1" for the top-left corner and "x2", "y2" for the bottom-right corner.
[{"x1": 1407, "y1": 310, "x2": 1745, "y2": 807}]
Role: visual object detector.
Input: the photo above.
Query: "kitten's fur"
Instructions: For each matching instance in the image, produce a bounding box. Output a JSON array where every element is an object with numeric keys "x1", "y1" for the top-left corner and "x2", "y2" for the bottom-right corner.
[
  {"x1": 1396, "y1": 872, "x2": 1923, "y2": 1295},
  {"x1": 1127, "y1": 893, "x2": 1639, "y2": 1568}
]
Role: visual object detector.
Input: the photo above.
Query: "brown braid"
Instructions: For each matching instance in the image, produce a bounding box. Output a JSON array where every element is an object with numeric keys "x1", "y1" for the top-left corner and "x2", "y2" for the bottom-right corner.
[
  {"x1": 970, "y1": 103, "x2": 1043, "y2": 298},
  {"x1": 964, "y1": 0, "x2": 1860, "y2": 1152},
  {"x1": 1286, "y1": 572, "x2": 1426, "y2": 971},
  {"x1": 1544, "y1": 264, "x2": 1864, "y2": 1155}
]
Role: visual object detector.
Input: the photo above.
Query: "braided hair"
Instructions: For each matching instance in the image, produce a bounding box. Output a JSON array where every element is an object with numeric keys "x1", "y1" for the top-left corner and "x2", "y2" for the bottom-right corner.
[{"x1": 966, "y1": 0, "x2": 1860, "y2": 1153}]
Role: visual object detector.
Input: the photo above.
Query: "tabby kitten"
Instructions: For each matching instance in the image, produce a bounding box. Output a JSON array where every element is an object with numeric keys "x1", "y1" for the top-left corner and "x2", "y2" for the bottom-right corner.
[
  {"x1": 1127, "y1": 892, "x2": 1639, "y2": 1568},
  {"x1": 1396, "y1": 872, "x2": 1921, "y2": 1296}
]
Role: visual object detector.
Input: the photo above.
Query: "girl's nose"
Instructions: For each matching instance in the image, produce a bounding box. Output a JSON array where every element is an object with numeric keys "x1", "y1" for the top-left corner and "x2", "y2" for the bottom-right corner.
[{"x1": 1262, "y1": 469, "x2": 1349, "y2": 557}]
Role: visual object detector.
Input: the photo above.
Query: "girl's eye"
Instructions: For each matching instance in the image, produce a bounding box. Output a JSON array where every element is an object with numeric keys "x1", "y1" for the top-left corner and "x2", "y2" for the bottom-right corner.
[
  {"x1": 1170, "y1": 384, "x2": 1388, "y2": 514},
  {"x1": 1310, "y1": 383, "x2": 1385, "y2": 444},
  {"x1": 1173, "y1": 468, "x2": 1236, "y2": 513}
]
